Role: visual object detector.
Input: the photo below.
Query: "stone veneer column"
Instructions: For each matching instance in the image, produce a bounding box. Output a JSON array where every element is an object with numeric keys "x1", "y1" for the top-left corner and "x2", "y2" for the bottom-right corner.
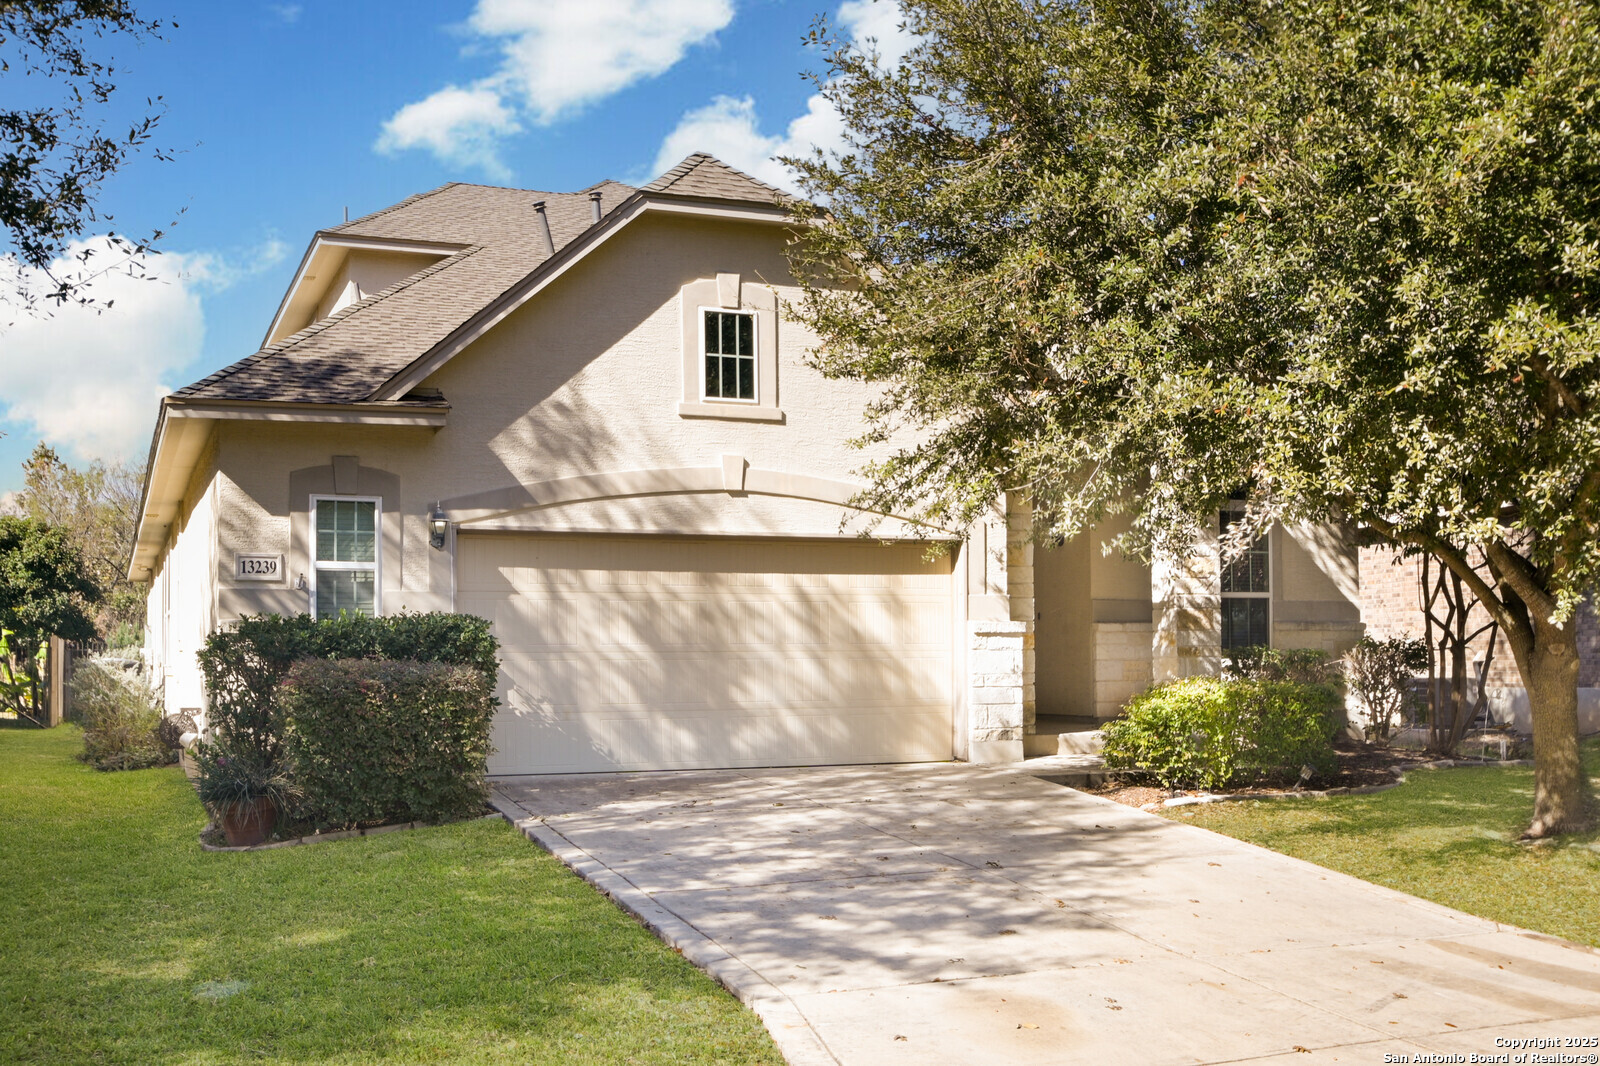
[
  {"x1": 967, "y1": 619, "x2": 1028, "y2": 762},
  {"x1": 1151, "y1": 527, "x2": 1222, "y2": 682},
  {"x1": 1005, "y1": 497, "x2": 1037, "y2": 732}
]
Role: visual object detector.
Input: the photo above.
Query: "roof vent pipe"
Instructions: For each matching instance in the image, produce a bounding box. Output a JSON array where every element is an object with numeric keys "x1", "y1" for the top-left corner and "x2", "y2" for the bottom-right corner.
[
  {"x1": 588, "y1": 190, "x2": 602, "y2": 223},
  {"x1": 532, "y1": 200, "x2": 555, "y2": 255}
]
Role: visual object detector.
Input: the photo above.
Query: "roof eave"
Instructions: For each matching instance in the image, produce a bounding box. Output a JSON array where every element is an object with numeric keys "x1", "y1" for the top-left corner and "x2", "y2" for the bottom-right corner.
[{"x1": 126, "y1": 397, "x2": 449, "y2": 580}]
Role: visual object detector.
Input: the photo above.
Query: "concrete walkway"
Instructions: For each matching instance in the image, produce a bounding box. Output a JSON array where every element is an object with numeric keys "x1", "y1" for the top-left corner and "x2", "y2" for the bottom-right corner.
[{"x1": 491, "y1": 763, "x2": 1600, "y2": 1066}]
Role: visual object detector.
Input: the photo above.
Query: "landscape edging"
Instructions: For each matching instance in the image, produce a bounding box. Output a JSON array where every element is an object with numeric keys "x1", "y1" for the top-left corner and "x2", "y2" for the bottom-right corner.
[
  {"x1": 1155, "y1": 756, "x2": 1537, "y2": 809},
  {"x1": 199, "y1": 811, "x2": 501, "y2": 852}
]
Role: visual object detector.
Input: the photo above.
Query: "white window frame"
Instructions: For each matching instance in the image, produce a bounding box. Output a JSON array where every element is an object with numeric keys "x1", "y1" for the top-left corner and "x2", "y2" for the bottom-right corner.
[
  {"x1": 698, "y1": 306, "x2": 760, "y2": 405},
  {"x1": 309, "y1": 494, "x2": 382, "y2": 620},
  {"x1": 1219, "y1": 509, "x2": 1270, "y2": 649}
]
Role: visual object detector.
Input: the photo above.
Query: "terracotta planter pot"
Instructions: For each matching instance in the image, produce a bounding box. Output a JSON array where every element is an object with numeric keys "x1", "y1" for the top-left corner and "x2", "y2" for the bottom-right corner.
[{"x1": 219, "y1": 796, "x2": 278, "y2": 847}]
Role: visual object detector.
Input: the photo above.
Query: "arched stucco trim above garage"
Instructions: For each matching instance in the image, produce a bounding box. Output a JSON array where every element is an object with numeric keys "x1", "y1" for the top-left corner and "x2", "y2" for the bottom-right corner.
[{"x1": 441, "y1": 462, "x2": 960, "y2": 540}]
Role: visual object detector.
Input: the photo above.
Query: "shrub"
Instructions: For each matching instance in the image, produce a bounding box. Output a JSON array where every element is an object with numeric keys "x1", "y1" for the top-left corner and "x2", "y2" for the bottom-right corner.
[
  {"x1": 1344, "y1": 636, "x2": 1429, "y2": 743},
  {"x1": 73, "y1": 657, "x2": 170, "y2": 771},
  {"x1": 1224, "y1": 646, "x2": 1342, "y2": 686},
  {"x1": 196, "y1": 612, "x2": 499, "y2": 767},
  {"x1": 279, "y1": 658, "x2": 497, "y2": 829},
  {"x1": 1102, "y1": 676, "x2": 1339, "y2": 790}
]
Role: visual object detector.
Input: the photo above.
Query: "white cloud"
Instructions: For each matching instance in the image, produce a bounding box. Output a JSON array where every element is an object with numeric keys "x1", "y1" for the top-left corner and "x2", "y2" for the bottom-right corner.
[
  {"x1": 268, "y1": 3, "x2": 302, "y2": 24},
  {"x1": 650, "y1": 94, "x2": 844, "y2": 195},
  {"x1": 837, "y1": 0, "x2": 917, "y2": 67},
  {"x1": 650, "y1": 0, "x2": 917, "y2": 194},
  {"x1": 376, "y1": 86, "x2": 522, "y2": 180},
  {"x1": 0, "y1": 238, "x2": 256, "y2": 465},
  {"x1": 379, "y1": 0, "x2": 733, "y2": 177}
]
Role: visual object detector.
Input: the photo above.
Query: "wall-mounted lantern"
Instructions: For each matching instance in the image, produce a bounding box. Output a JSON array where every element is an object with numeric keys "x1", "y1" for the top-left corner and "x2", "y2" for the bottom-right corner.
[{"x1": 429, "y1": 504, "x2": 449, "y2": 550}]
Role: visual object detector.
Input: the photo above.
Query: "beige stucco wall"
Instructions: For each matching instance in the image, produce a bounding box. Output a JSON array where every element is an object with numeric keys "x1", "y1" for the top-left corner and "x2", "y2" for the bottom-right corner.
[
  {"x1": 1034, "y1": 515, "x2": 1156, "y2": 720},
  {"x1": 313, "y1": 249, "x2": 443, "y2": 321},
  {"x1": 147, "y1": 428, "x2": 220, "y2": 719},
  {"x1": 1271, "y1": 520, "x2": 1362, "y2": 656},
  {"x1": 155, "y1": 211, "x2": 977, "y2": 748},
  {"x1": 206, "y1": 213, "x2": 946, "y2": 623}
]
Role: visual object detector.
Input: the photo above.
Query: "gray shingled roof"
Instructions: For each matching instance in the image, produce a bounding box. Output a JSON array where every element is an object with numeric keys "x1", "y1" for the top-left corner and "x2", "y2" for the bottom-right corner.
[
  {"x1": 174, "y1": 154, "x2": 787, "y2": 405},
  {"x1": 643, "y1": 152, "x2": 790, "y2": 202}
]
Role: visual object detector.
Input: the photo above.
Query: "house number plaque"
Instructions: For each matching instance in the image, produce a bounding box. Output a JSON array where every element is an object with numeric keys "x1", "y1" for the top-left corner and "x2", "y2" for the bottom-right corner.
[{"x1": 234, "y1": 554, "x2": 283, "y2": 581}]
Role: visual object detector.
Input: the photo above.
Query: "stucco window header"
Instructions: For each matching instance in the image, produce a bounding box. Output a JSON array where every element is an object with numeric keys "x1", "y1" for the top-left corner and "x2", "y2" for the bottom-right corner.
[{"x1": 677, "y1": 273, "x2": 783, "y2": 423}]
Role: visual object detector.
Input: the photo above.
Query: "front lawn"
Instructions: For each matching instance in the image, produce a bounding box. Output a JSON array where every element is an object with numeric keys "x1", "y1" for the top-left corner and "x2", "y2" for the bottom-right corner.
[
  {"x1": 0, "y1": 723, "x2": 781, "y2": 1065},
  {"x1": 1166, "y1": 737, "x2": 1600, "y2": 947}
]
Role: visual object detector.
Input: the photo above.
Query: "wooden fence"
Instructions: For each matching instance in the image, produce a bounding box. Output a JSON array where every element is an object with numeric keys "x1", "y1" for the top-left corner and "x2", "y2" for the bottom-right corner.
[{"x1": 39, "y1": 637, "x2": 104, "y2": 727}]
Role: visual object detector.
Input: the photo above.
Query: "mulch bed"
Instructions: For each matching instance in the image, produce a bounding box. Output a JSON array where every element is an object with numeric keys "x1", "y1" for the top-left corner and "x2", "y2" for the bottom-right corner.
[{"x1": 1087, "y1": 739, "x2": 1459, "y2": 810}]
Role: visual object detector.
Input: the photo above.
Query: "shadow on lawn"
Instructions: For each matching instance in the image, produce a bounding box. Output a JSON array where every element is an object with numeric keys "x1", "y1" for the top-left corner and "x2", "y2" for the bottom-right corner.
[{"x1": 1204, "y1": 741, "x2": 1600, "y2": 864}]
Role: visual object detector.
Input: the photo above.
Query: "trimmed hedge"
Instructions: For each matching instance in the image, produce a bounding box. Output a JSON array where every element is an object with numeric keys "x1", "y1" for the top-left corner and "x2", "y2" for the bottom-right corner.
[
  {"x1": 280, "y1": 658, "x2": 497, "y2": 828},
  {"x1": 1102, "y1": 677, "x2": 1339, "y2": 790},
  {"x1": 197, "y1": 613, "x2": 499, "y2": 766}
]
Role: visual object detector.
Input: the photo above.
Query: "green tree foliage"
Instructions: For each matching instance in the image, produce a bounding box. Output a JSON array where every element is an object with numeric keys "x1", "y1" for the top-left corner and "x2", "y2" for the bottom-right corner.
[
  {"x1": 1, "y1": 1, "x2": 171, "y2": 312},
  {"x1": 0, "y1": 515, "x2": 99, "y2": 717},
  {"x1": 786, "y1": 0, "x2": 1600, "y2": 835},
  {"x1": 11, "y1": 443, "x2": 144, "y2": 634}
]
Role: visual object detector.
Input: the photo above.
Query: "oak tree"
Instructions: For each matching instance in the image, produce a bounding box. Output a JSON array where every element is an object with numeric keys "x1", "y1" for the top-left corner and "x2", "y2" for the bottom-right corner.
[{"x1": 787, "y1": 0, "x2": 1600, "y2": 834}]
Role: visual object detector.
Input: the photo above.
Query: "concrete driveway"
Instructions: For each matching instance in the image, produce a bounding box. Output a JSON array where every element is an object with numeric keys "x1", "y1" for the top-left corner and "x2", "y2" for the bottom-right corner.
[{"x1": 491, "y1": 763, "x2": 1600, "y2": 1066}]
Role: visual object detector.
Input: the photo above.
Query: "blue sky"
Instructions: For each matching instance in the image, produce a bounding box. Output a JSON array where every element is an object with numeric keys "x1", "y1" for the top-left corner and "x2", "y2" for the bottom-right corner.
[{"x1": 0, "y1": 0, "x2": 912, "y2": 497}]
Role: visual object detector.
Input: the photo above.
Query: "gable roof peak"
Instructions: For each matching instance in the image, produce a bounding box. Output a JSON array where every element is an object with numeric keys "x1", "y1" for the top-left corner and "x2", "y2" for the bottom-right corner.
[{"x1": 642, "y1": 152, "x2": 791, "y2": 203}]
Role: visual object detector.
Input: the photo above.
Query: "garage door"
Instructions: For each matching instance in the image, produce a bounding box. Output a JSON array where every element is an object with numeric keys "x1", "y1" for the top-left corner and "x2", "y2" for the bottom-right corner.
[{"x1": 457, "y1": 533, "x2": 954, "y2": 774}]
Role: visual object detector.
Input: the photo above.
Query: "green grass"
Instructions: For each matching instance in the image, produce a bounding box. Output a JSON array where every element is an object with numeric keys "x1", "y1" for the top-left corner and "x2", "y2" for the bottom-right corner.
[
  {"x1": 0, "y1": 723, "x2": 782, "y2": 1065},
  {"x1": 1166, "y1": 737, "x2": 1600, "y2": 947}
]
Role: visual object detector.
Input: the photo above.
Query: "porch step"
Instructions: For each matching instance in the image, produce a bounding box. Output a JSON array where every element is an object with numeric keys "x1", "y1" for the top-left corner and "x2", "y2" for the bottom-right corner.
[
  {"x1": 1022, "y1": 715, "x2": 1109, "y2": 757},
  {"x1": 1016, "y1": 751, "x2": 1109, "y2": 789}
]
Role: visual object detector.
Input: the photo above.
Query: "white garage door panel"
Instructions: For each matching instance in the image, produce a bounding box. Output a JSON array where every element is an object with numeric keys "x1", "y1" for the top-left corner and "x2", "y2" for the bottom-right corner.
[{"x1": 459, "y1": 534, "x2": 953, "y2": 774}]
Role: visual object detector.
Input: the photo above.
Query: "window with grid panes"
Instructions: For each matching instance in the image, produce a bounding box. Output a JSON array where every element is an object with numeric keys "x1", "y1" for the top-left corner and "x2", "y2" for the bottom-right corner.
[
  {"x1": 703, "y1": 309, "x2": 755, "y2": 400},
  {"x1": 1219, "y1": 511, "x2": 1269, "y2": 650},
  {"x1": 314, "y1": 498, "x2": 378, "y2": 620}
]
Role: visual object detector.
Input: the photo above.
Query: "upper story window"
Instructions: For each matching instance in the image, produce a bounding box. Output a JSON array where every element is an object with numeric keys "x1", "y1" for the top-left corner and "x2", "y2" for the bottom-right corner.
[
  {"x1": 704, "y1": 309, "x2": 755, "y2": 401},
  {"x1": 677, "y1": 274, "x2": 783, "y2": 423},
  {"x1": 313, "y1": 497, "x2": 379, "y2": 620},
  {"x1": 1220, "y1": 510, "x2": 1269, "y2": 650}
]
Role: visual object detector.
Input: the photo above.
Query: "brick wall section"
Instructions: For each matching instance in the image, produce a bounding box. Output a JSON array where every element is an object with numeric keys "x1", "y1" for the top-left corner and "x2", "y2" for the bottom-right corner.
[
  {"x1": 1579, "y1": 598, "x2": 1600, "y2": 688},
  {"x1": 1360, "y1": 545, "x2": 1599, "y2": 689}
]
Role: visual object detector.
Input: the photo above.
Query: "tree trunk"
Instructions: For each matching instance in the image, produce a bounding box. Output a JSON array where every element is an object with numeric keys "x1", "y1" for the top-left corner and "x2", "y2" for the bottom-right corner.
[{"x1": 1523, "y1": 614, "x2": 1591, "y2": 838}]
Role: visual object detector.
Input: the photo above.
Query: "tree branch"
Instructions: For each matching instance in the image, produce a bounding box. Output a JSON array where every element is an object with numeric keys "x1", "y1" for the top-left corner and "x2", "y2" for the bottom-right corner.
[
  {"x1": 1363, "y1": 515, "x2": 1517, "y2": 631},
  {"x1": 1527, "y1": 352, "x2": 1586, "y2": 417},
  {"x1": 1483, "y1": 541, "x2": 1559, "y2": 624}
]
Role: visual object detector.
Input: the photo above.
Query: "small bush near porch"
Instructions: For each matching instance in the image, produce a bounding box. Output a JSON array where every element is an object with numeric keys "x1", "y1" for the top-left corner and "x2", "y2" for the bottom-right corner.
[
  {"x1": 0, "y1": 723, "x2": 782, "y2": 1065},
  {"x1": 1102, "y1": 676, "x2": 1340, "y2": 790},
  {"x1": 1166, "y1": 738, "x2": 1600, "y2": 948}
]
